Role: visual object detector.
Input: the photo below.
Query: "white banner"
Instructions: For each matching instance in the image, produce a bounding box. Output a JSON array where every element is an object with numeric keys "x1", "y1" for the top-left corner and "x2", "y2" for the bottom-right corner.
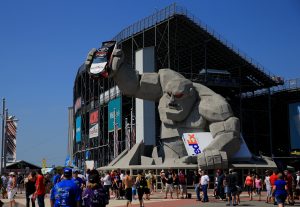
[
  {"x1": 89, "y1": 123, "x2": 99, "y2": 138},
  {"x1": 182, "y1": 132, "x2": 252, "y2": 159},
  {"x1": 182, "y1": 132, "x2": 212, "y2": 156}
]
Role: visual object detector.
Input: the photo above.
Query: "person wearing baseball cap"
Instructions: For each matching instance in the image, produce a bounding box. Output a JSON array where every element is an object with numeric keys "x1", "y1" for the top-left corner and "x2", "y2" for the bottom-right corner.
[
  {"x1": 82, "y1": 169, "x2": 108, "y2": 207},
  {"x1": 50, "y1": 168, "x2": 81, "y2": 207},
  {"x1": 7, "y1": 172, "x2": 17, "y2": 207},
  {"x1": 72, "y1": 169, "x2": 84, "y2": 196}
]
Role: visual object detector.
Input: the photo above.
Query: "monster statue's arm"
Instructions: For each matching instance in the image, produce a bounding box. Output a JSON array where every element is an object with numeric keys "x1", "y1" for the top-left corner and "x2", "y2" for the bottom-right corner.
[
  {"x1": 86, "y1": 48, "x2": 162, "y2": 101},
  {"x1": 112, "y1": 49, "x2": 163, "y2": 101},
  {"x1": 198, "y1": 93, "x2": 241, "y2": 169}
]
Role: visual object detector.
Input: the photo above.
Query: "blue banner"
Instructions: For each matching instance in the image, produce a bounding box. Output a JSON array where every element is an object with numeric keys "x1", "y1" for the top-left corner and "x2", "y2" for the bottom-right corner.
[
  {"x1": 76, "y1": 116, "x2": 82, "y2": 143},
  {"x1": 108, "y1": 96, "x2": 122, "y2": 132}
]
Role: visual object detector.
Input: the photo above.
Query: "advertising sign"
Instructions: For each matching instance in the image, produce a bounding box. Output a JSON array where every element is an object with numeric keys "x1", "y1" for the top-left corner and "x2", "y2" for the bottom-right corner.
[
  {"x1": 108, "y1": 96, "x2": 122, "y2": 132},
  {"x1": 74, "y1": 97, "x2": 82, "y2": 114},
  {"x1": 89, "y1": 110, "x2": 99, "y2": 138},
  {"x1": 182, "y1": 133, "x2": 212, "y2": 156},
  {"x1": 289, "y1": 102, "x2": 300, "y2": 150},
  {"x1": 182, "y1": 132, "x2": 251, "y2": 159},
  {"x1": 75, "y1": 116, "x2": 82, "y2": 143},
  {"x1": 85, "y1": 160, "x2": 94, "y2": 170}
]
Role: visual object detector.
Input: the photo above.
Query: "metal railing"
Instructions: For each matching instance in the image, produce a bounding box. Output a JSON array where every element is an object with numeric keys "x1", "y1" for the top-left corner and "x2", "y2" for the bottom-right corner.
[
  {"x1": 242, "y1": 78, "x2": 300, "y2": 98},
  {"x1": 112, "y1": 3, "x2": 277, "y2": 82}
]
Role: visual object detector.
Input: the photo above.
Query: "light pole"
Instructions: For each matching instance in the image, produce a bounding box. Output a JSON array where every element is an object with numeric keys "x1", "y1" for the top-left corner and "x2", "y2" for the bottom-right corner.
[{"x1": 1, "y1": 98, "x2": 6, "y2": 175}]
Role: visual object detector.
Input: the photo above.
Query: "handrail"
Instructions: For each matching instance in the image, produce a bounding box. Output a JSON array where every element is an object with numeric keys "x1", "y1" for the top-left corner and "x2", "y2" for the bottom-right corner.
[{"x1": 242, "y1": 78, "x2": 300, "y2": 98}]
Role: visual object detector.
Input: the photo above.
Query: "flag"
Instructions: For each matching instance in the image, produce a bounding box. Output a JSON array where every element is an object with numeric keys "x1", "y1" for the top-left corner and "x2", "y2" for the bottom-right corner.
[
  {"x1": 125, "y1": 123, "x2": 130, "y2": 149},
  {"x1": 114, "y1": 124, "x2": 119, "y2": 158},
  {"x1": 131, "y1": 123, "x2": 136, "y2": 146},
  {"x1": 65, "y1": 155, "x2": 70, "y2": 166}
]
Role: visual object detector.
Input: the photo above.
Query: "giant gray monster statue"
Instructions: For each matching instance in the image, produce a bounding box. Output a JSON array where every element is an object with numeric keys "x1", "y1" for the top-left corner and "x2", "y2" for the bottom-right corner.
[{"x1": 86, "y1": 49, "x2": 241, "y2": 169}]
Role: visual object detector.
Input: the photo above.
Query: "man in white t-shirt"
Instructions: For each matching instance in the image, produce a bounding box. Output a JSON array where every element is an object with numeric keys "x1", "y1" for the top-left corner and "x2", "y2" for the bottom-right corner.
[
  {"x1": 264, "y1": 171, "x2": 272, "y2": 203},
  {"x1": 200, "y1": 170, "x2": 210, "y2": 202},
  {"x1": 101, "y1": 171, "x2": 112, "y2": 199}
]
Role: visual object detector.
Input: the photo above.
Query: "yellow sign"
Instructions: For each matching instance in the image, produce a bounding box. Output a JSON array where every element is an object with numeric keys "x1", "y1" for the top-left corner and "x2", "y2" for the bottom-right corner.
[
  {"x1": 291, "y1": 151, "x2": 300, "y2": 156},
  {"x1": 42, "y1": 159, "x2": 47, "y2": 168}
]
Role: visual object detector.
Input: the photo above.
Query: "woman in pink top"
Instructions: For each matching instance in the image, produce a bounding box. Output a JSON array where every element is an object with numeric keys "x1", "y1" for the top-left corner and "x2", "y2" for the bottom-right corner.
[{"x1": 255, "y1": 175, "x2": 262, "y2": 201}]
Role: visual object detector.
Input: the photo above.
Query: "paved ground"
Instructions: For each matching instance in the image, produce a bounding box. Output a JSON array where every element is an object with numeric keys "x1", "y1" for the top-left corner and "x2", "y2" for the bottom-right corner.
[{"x1": 1, "y1": 190, "x2": 299, "y2": 207}]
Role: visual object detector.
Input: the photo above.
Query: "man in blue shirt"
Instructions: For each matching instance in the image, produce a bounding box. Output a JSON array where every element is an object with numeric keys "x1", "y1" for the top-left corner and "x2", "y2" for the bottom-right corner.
[
  {"x1": 50, "y1": 168, "x2": 81, "y2": 207},
  {"x1": 72, "y1": 169, "x2": 84, "y2": 205},
  {"x1": 52, "y1": 169, "x2": 62, "y2": 186}
]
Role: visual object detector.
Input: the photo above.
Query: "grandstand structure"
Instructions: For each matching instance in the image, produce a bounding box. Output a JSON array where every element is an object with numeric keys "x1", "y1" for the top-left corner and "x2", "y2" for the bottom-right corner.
[
  {"x1": 242, "y1": 78, "x2": 300, "y2": 168},
  {"x1": 72, "y1": 3, "x2": 299, "y2": 170}
]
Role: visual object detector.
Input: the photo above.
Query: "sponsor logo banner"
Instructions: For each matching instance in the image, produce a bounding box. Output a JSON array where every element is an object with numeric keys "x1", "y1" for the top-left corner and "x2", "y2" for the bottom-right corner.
[
  {"x1": 182, "y1": 132, "x2": 252, "y2": 159},
  {"x1": 89, "y1": 110, "x2": 99, "y2": 138},
  {"x1": 108, "y1": 97, "x2": 122, "y2": 132},
  {"x1": 74, "y1": 97, "x2": 82, "y2": 114},
  {"x1": 75, "y1": 116, "x2": 82, "y2": 143},
  {"x1": 182, "y1": 133, "x2": 211, "y2": 156}
]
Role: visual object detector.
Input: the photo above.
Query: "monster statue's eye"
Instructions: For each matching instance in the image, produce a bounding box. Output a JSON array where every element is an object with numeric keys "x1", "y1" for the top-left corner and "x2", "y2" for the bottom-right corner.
[
  {"x1": 167, "y1": 92, "x2": 172, "y2": 97},
  {"x1": 174, "y1": 93, "x2": 184, "y2": 99}
]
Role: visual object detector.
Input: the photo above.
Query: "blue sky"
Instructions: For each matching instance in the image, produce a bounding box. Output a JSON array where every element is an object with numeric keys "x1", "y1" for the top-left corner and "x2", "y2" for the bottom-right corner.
[{"x1": 0, "y1": 0, "x2": 299, "y2": 166}]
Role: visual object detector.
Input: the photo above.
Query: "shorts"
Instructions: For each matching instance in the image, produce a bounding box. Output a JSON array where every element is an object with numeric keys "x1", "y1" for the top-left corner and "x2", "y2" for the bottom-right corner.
[
  {"x1": 287, "y1": 188, "x2": 293, "y2": 196},
  {"x1": 112, "y1": 183, "x2": 118, "y2": 190},
  {"x1": 224, "y1": 186, "x2": 229, "y2": 194},
  {"x1": 256, "y1": 188, "x2": 261, "y2": 194},
  {"x1": 227, "y1": 186, "x2": 237, "y2": 197},
  {"x1": 8, "y1": 189, "x2": 17, "y2": 201},
  {"x1": 179, "y1": 184, "x2": 187, "y2": 193},
  {"x1": 275, "y1": 194, "x2": 287, "y2": 204},
  {"x1": 246, "y1": 185, "x2": 253, "y2": 193},
  {"x1": 137, "y1": 188, "x2": 145, "y2": 200},
  {"x1": 144, "y1": 187, "x2": 150, "y2": 194},
  {"x1": 165, "y1": 183, "x2": 173, "y2": 193},
  {"x1": 132, "y1": 189, "x2": 136, "y2": 196},
  {"x1": 266, "y1": 188, "x2": 272, "y2": 197},
  {"x1": 125, "y1": 188, "x2": 132, "y2": 202}
]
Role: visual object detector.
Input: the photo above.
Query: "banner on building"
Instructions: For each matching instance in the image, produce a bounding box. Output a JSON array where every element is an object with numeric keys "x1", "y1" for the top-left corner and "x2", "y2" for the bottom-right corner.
[
  {"x1": 108, "y1": 96, "x2": 122, "y2": 132},
  {"x1": 6, "y1": 116, "x2": 18, "y2": 163},
  {"x1": 89, "y1": 110, "x2": 99, "y2": 138},
  {"x1": 85, "y1": 160, "x2": 94, "y2": 170},
  {"x1": 181, "y1": 132, "x2": 251, "y2": 159},
  {"x1": 75, "y1": 116, "x2": 82, "y2": 143},
  {"x1": 74, "y1": 97, "x2": 82, "y2": 114}
]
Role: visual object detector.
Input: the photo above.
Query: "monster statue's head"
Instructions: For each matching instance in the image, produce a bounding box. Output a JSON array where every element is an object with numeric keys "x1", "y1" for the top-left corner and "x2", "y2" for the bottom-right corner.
[{"x1": 158, "y1": 78, "x2": 197, "y2": 124}]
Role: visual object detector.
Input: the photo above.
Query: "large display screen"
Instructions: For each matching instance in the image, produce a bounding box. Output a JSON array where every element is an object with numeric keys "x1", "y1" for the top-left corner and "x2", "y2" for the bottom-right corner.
[{"x1": 289, "y1": 102, "x2": 300, "y2": 150}]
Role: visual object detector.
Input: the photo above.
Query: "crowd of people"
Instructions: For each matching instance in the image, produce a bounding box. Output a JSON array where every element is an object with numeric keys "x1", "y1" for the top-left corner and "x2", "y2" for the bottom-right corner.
[
  {"x1": 207, "y1": 169, "x2": 300, "y2": 206},
  {"x1": 0, "y1": 167, "x2": 299, "y2": 207}
]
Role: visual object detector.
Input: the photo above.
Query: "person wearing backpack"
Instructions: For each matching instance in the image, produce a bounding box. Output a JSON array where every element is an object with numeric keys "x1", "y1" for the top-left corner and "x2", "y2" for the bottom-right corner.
[
  {"x1": 82, "y1": 170, "x2": 109, "y2": 207},
  {"x1": 136, "y1": 170, "x2": 147, "y2": 207},
  {"x1": 50, "y1": 168, "x2": 81, "y2": 207}
]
